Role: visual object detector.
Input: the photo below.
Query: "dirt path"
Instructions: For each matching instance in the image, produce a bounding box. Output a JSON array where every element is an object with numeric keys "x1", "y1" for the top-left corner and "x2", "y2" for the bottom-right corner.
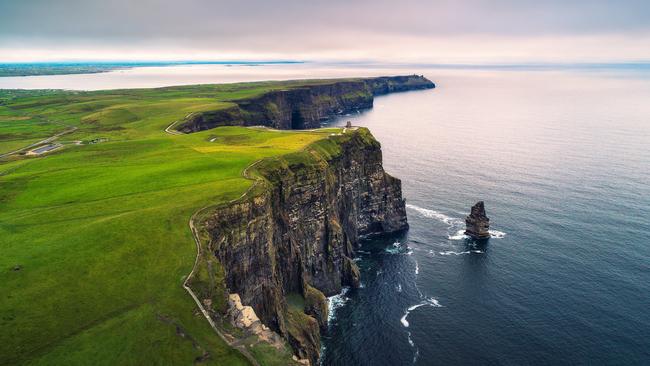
[
  {"x1": 168, "y1": 121, "x2": 346, "y2": 366},
  {"x1": 164, "y1": 113, "x2": 195, "y2": 135},
  {"x1": 164, "y1": 122, "x2": 263, "y2": 366}
]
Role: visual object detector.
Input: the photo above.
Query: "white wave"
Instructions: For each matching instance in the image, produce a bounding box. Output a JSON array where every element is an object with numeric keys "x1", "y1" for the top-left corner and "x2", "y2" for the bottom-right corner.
[
  {"x1": 405, "y1": 330, "x2": 421, "y2": 363},
  {"x1": 415, "y1": 262, "x2": 420, "y2": 275},
  {"x1": 450, "y1": 229, "x2": 505, "y2": 240},
  {"x1": 400, "y1": 297, "x2": 442, "y2": 327},
  {"x1": 439, "y1": 250, "x2": 470, "y2": 256},
  {"x1": 400, "y1": 314, "x2": 410, "y2": 327},
  {"x1": 327, "y1": 287, "x2": 350, "y2": 324},
  {"x1": 384, "y1": 246, "x2": 401, "y2": 254},
  {"x1": 448, "y1": 229, "x2": 469, "y2": 240},
  {"x1": 406, "y1": 204, "x2": 463, "y2": 226},
  {"x1": 407, "y1": 204, "x2": 508, "y2": 240},
  {"x1": 439, "y1": 250, "x2": 484, "y2": 256},
  {"x1": 384, "y1": 240, "x2": 411, "y2": 255},
  {"x1": 489, "y1": 230, "x2": 506, "y2": 238}
]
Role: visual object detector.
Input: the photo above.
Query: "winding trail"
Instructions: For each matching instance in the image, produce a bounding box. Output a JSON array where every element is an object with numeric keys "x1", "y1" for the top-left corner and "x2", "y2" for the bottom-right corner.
[
  {"x1": 164, "y1": 113, "x2": 195, "y2": 135},
  {"x1": 165, "y1": 122, "x2": 263, "y2": 366},
  {"x1": 167, "y1": 120, "x2": 351, "y2": 365}
]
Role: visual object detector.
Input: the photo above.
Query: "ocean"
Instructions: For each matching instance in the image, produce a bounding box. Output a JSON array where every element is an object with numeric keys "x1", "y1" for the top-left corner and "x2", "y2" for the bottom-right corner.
[
  {"x1": 321, "y1": 68, "x2": 650, "y2": 365},
  {"x1": 2, "y1": 63, "x2": 649, "y2": 365}
]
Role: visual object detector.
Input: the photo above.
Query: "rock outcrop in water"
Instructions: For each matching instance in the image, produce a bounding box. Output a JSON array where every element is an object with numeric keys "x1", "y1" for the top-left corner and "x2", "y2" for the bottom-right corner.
[
  {"x1": 191, "y1": 129, "x2": 408, "y2": 364},
  {"x1": 176, "y1": 75, "x2": 434, "y2": 132},
  {"x1": 465, "y1": 201, "x2": 491, "y2": 239}
]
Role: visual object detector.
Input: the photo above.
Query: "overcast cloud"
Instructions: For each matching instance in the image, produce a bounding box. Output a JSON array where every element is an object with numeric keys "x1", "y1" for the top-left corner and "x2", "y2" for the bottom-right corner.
[{"x1": 1, "y1": 0, "x2": 649, "y2": 62}]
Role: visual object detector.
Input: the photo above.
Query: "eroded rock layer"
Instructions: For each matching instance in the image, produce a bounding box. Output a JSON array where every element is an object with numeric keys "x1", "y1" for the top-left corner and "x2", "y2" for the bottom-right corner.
[
  {"x1": 198, "y1": 129, "x2": 408, "y2": 364},
  {"x1": 177, "y1": 75, "x2": 434, "y2": 132}
]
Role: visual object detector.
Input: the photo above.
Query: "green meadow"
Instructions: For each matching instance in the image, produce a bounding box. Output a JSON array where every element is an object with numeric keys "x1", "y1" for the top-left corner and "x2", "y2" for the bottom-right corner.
[{"x1": 0, "y1": 82, "x2": 343, "y2": 365}]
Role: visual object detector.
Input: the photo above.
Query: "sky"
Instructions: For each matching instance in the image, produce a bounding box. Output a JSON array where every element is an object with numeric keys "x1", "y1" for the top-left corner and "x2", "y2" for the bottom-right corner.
[{"x1": 1, "y1": 0, "x2": 649, "y2": 63}]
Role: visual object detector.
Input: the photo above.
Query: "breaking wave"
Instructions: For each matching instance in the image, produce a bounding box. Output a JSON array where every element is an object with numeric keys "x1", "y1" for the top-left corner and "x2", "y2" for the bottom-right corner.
[
  {"x1": 327, "y1": 287, "x2": 350, "y2": 324},
  {"x1": 400, "y1": 297, "x2": 442, "y2": 327},
  {"x1": 489, "y1": 230, "x2": 506, "y2": 238},
  {"x1": 439, "y1": 250, "x2": 484, "y2": 256},
  {"x1": 385, "y1": 240, "x2": 411, "y2": 255},
  {"x1": 448, "y1": 229, "x2": 469, "y2": 240},
  {"x1": 407, "y1": 331, "x2": 420, "y2": 363},
  {"x1": 406, "y1": 204, "x2": 462, "y2": 226},
  {"x1": 407, "y1": 204, "x2": 507, "y2": 239}
]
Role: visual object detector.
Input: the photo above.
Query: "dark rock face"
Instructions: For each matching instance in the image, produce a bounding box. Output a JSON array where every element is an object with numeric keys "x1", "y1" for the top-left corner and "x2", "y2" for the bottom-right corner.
[
  {"x1": 465, "y1": 201, "x2": 491, "y2": 239},
  {"x1": 365, "y1": 75, "x2": 436, "y2": 95},
  {"x1": 177, "y1": 75, "x2": 434, "y2": 133},
  {"x1": 200, "y1": 130, "x2": 408, "y2": 364}
]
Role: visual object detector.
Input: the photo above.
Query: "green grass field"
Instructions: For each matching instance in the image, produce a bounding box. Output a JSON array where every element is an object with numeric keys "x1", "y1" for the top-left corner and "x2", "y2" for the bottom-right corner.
[{"x1": 0, "y1": 82, "x2": 345, "y2": 365}]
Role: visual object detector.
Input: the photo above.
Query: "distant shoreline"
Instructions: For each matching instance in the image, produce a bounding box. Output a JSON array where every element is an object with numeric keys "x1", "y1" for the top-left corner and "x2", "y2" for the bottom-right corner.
[{"x1": 0, "y1": 61, "x2": 304, "y2": 77}]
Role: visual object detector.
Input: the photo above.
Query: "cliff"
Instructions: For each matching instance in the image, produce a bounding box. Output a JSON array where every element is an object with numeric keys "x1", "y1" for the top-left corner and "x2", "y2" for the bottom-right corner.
[
  {"x1": 176, "y1": 75, "x2": 434, "y2": 132},
  {"x1": 190, "y1": 128, "x2": 408, "y2": 364}
]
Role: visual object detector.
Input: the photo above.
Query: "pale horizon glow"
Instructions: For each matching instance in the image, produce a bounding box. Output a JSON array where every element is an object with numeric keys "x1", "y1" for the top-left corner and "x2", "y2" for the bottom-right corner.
[{"x1": 1, "y1": 0, "x2": 649, "y2": 63}]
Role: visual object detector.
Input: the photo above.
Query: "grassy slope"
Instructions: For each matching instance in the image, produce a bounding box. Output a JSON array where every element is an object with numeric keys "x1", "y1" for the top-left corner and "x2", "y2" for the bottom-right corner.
[{"x1": 0, "y1": 82, "x2": 346, "y2": 365}]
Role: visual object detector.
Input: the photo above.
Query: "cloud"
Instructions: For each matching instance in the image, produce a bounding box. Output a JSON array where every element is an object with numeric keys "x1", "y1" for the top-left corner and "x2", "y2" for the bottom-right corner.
[{"x1": 1, "y1": 0, "x2": 649, "y2": 62}]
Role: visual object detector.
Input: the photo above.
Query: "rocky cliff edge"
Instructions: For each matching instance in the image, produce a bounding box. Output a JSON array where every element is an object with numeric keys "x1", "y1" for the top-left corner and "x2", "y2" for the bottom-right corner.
[
  {"x1": 187, "y1": 128, "x2": 408, "y2": 364},
  {"x1": 176, "y1": 75, "x2": 434, "y2": 132}
]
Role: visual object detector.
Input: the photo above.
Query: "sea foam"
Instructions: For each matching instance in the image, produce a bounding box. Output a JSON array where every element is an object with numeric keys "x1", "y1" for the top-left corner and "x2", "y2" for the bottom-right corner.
[
  {"x1": 407, "y1": 204, "x2": 507, "y2": 239},
  {"x1": 406, "y1": 204, "x2": 463, "y2": 226},
  {"x1": 327, "y1": 287, "x2": 350, "y2": 324},
  {"x1": 384, "y1": 240, "x2": 412, "y2": 255},
  {"x1": 400, "y1": 297, "x2": 442, "y2": 327},
  {"x1": 489, "y1": 230, "x2": 506, "y2": 238},
  {"x1": 439, "y1": 250, "x2": 484, "y2": 256},
  {"x1": 448, "y1": 229, "x2": 469, "y2": 240}
]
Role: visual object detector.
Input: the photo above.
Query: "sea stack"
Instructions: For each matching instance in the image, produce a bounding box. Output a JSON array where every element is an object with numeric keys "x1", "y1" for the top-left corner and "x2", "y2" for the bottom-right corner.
[{"x1": 465, "y1": 201, "x2": 490, "y2": 239}]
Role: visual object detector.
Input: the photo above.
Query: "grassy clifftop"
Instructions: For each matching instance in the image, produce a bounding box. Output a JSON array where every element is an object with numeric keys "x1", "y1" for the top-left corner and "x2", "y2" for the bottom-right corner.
[{"x1": 0, "y1": 81, "x2": 355, "y2": 365}]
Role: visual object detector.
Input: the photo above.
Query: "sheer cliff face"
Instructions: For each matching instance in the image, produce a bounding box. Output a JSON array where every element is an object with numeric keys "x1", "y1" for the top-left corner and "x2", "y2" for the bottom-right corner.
[
  {"x1": 177, "y1": 75, "x2": 434, "y2": 133},
  {"x1": 200, "y1": 129, "x2": 408, "y2": 363}
]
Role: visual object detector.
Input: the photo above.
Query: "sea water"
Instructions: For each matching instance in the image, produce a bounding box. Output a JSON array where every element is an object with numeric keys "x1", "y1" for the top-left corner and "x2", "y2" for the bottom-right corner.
[
  {"x1": 321, "y1": 69, "x2": 650, "y2": 365},
  {"x1": 2, "y1": 63, "x2": 649, "y2": 365}
]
